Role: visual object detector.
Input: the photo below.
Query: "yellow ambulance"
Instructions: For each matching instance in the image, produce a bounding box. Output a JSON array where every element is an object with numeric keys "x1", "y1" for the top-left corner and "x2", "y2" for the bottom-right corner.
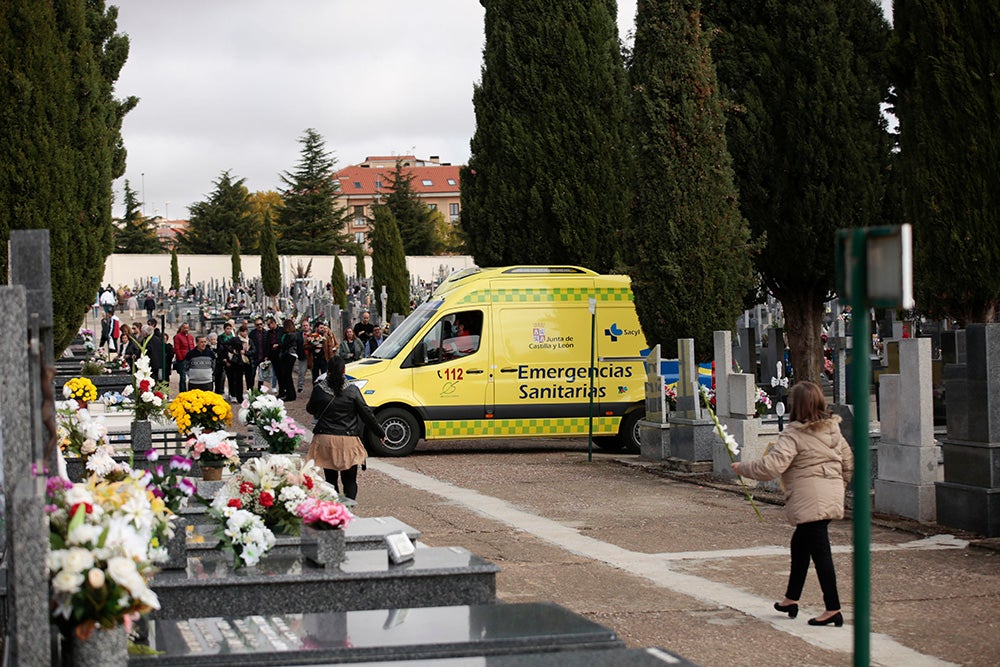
[{"x1": 348, "y1": 266, "x2": 648, "y2": 456}]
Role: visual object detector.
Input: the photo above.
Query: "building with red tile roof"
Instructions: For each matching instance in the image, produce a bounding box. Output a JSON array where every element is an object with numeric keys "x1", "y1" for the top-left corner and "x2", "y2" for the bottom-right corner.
[{"x1": 334, "y1": 155, "x2": 462, "y2": 249}]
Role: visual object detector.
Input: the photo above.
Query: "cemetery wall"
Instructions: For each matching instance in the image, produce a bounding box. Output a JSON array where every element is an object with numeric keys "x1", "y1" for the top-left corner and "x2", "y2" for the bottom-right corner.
[{"x1": 102, "y1": 254, "x2": 476, "y2": 288}]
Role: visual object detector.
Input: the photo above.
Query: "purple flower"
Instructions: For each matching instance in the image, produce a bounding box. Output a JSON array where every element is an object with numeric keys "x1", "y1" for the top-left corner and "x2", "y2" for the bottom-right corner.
[
  {"x1": 146, "y1": 448, "x2": 160, "y2": 462},
  {"x1": 170, "y1": 455, "x2": 193, "y2": 471},
  {"x1": 151, "y1": 487, "x2": 165, "y2": 499},
  {"x1": 155, "y1": 465, "x2": 165, "y2": 478},
  {"x1": 178, "y1": 478, "x2": 197, "y2": 496}
]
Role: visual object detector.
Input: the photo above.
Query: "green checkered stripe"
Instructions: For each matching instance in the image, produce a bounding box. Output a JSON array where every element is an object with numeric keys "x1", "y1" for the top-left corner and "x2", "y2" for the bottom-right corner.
[
  {"x1": 456, "y1": 287, "x2": 632, "y2": 305},
  {"x1": 426, "y1": 416, "x2": 620, "y2": 438}
]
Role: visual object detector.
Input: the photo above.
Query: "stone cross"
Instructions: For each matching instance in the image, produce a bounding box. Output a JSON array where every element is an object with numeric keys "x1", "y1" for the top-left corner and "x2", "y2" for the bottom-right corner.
[
  {"x1": 643, "y1": 344, "x2": 667, "y2": 425},
  {"x1": 2, "y1": 230, "x2": 55, "y2": 665}
]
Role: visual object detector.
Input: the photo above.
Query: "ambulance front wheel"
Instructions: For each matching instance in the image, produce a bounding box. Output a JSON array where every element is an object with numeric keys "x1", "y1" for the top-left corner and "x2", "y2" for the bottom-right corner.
[
  {"x1": 372, "y1": 408, "x2": 420, "y2": 456},
  {"x1": 617, "y1": 409, "x2": 644, "y2": 454}
]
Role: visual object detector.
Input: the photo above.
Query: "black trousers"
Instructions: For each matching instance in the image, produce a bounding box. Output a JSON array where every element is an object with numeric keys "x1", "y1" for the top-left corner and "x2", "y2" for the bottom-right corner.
[
  {"x1": 226, "y1": 365, "x2": 245, "y2": 403},
  {"x1": 324, "y1": 466, "x2": 359, "y2": 500},
  {"x1": 276, "y1": 356, "x2": 296, "y2": 400},
  {"x1": 785, "y1": 519, "x2": 841, "y2": 611}
]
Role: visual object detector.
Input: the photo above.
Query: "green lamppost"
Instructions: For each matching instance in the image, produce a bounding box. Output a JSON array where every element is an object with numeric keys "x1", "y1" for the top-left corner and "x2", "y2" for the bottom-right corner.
[{"x1": 835, "y1": 225, "x2": 913, "y2": 666}]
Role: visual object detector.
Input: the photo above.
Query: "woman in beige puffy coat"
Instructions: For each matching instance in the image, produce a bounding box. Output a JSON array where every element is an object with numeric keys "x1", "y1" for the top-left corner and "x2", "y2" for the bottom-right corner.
[{"x1": 731, "y1": 381, "x2": 854, "y2": 627}]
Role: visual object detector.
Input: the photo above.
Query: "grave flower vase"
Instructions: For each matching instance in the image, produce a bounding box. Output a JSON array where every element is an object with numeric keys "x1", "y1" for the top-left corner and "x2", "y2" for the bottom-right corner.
[
  {"x1": 200, "y1": 462, "x2": 223, "y2": 481},
  {"x1": 70, "y1": 624, "x2": 127, "y2": 667},
  {"x1": 302, "y1": 525, "x2": 346, "y2": 568}
]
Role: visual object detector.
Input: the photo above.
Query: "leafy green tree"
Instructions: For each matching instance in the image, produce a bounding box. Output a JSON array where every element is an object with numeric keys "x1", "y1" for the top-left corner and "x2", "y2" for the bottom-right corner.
[
  {"x1": 369, "y1": 205, "x2": 410, "y2": 318},
  {"x1": 170, "y1": 248, "x2": 180, "y2": 290},
  {"x1": 331, "y1": 255, "x2": 348, "y2": 310},
  {"x1": 246, "y1": 190, "x2": 283, "y2": 253},
  {"x1": 383, "y1": 159, "x2": 435, "y2": 255},
  {"x1": 624, "y1": 0, "x2": 753, "y2": 360},
  {"x1": 0, "y1": 0, "x2": 136, "y2": 351},
  {"x1": 114, "y1": 179, "x2": 162, "y2": 253},
  {"x1": 890, "y1": 0, "x2": 1000, "y2": 324},
  {"x1": 176, "y1": 171, "x2": 254, "y2": 254},
  {"x1": 260, "y1": 212, "x2": 281, "y2": 298},
  {"x1": 429, "y1": 208, "x2": 464, "y2": 255},
  {"x1": 276, "y1": 128, "x2": 351, "y2": 255},
  {"x1": 230, "y1": 234, "x2": 242, "y2": 286},
  {"x1": 703, "y1": 0, "x2": 892, "y2": 382},
  {"x1": 461, "y1": 0, "x2": 629, "y2": 272}
]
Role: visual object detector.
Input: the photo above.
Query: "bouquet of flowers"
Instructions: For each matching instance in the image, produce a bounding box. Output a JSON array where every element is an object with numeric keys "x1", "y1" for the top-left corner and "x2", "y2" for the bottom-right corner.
[
  {"x1": 306, "y1": 331, "x2": 325, "y2": 357},
  {"x1": 184, "y1": 429, "x2": 240, "y2": 468},
  {"x1": 260, "y1": 417, "x2": 307, "y2": 454},
  {"x1": 141, "y1": 450, "x2": 197, "y2": 514},
  {"x1": 100, "y1": 391, "x2": 129, "y2": 411},
  {"x1": 700, "y1": 385, "x2": 763, "y2": 523},
  {"x1": 56, "y1": 402, "x2": 110, "y2": 459},
  {"x1": 168, "y1": 389, "x2": 233, "y2": 434},
  {"x1": 63, "y1": 377, "x2": 98, "y2": 406},
  {"x1": 238, "y1": 388, "x2": 286, "y2": 427},
  {"x1": 210, "y1": 455, "x2": 335, "y2": 536},
  {"x1": 46, "y1": 474, "x2": 170, "y2": 638},
  {"x1": 295, "y1": 497, "x2": 354, "y2": 531},
  {"x1": 664, "y1": 383, "x2": 678, "y2": 411},
  {"x1": 208, "y1": 506, "x2": 275, "y2": 568},
  {"x1": 754, "y1": 388, "x2": 772, "y2": 417},
  {"x1": 79, "y1": 328, "x2": 96, "y2": 355},
  {"x1": 122, "y1": 355, "x2": 168, "y2": 421}
]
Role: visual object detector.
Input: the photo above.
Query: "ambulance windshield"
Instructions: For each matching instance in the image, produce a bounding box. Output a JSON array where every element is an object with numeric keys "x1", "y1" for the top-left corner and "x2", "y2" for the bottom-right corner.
[{"x1": 370, "y1": 301, "x2": 443, "y2": 359}]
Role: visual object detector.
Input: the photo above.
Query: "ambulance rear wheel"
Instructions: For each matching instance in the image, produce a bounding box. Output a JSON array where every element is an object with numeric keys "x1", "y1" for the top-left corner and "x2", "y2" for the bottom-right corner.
[
  {"x1": 617, "y1": 409, "x2": 644, "y2": 454},
  {"x1": 372, "y1": 409, "x2": 420, "y2": 457}
]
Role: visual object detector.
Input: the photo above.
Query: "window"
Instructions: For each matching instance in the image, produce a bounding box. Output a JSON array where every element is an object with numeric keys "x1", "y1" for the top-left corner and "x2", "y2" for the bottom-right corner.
[
  {"x1": 428, "y1": 204, "x2": 437, "y2": 211},
  {"x1": 353, "y1": 182, "x2": 362, "y2": 189},
  {"x1": 353, "y1": 205, "x2": 366, "y2": 227},
  {"x1": 375, "y1": 179, "x2": 383, "y2": 189},
  {"x1": 419, "y1": 310, "x2": 483, "y2": 364},
  {"x1": 354, "y1": 231, "x2": 366, "y2": 245},
  {"x1": 449, "y1": 203, "x2": 460, "y2": 221},
  {"x1": 421, "y1": 179, "x2": 433, "y2": 186},
  {"x1": 447, "y1": 179, "x2": 456, "y2": 186}
]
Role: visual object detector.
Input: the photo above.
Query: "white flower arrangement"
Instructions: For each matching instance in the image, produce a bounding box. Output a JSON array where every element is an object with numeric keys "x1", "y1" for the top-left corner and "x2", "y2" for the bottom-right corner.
[
  {"x1": 238, "y1": 388, "x2": 287, "y2": 427},
  {"x1": 700, "y1": 385, "x2": 762, "y2": 522},
  {"x1": 214, "y1": 506, "x2": 276, "y2": 568},
  {"x1": 46, "y1": 474, "x2": 172, "y2": 636}
]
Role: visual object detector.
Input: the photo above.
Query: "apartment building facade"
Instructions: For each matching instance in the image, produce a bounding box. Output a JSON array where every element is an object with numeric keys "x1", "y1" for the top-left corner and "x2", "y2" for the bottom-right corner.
[{"x1": 334, "y1": 155, "x2": 462, "y2": 249}]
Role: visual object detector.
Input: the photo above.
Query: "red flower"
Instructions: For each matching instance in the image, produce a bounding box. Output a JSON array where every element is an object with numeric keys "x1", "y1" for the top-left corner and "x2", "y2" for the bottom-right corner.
[
  {"x1": 302, "y1": 475, "x2": 313, "y2": 490},
  {"x1": 154, "y1": 391, "x2": 165, "y2": 399},
  {"x1": 259, "y1": 491, "x2": 274, "y2": 508},
  {"x1": 139, "y1": 379, "x2": 152, "y2": 393},
  {"x1": 239, "y1": 481, "x2": 255, "y2": 494},
  {"x1": 70, "y1": 502, "x2": 93, "y2": 517},
  {"x1": 227, "y1": 498, "x2": 242, "y2": 509}
]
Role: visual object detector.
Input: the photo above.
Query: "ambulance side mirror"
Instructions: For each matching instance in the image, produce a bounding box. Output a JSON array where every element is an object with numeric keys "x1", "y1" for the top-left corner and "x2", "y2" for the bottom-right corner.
[{"x1": 411, "y1": 341, "x2": 427, "y2": 366}]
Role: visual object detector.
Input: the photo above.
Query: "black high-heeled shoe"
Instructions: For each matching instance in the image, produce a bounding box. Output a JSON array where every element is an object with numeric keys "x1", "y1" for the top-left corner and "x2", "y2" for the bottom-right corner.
[
  {"x1": 808, "y1": 611, "x2": 844, "y2": 627},
  {"x1": 774, "y1": 602, "x2": 799, "y2": 618}
]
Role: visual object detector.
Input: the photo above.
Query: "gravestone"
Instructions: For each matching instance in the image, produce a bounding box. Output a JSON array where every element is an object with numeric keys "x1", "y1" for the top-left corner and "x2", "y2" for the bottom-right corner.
[
  {"x1": 132, "y1": 602, "x2": 625, "y2": 666},
  {"x1": 760, "y1": 327, "x2": 785, "y2": 386},
  {"x1": 936, "y1": 324, "x2": 1000, "y2": 536},
  {"x1": 639, "y1": 344, "x2": 670, "y2": 461},
  {"x1": 667, "y1": 339, "x2": 714, "y2": 462},
  {"x1": 732, "y1": 326, "x2": 756, "y2": 378},
  {"x1": 829, "y1": 318, "x2": 851, "y2": 405},
  {"x1": 2, "y1": 231, "x2": 55, "y2": 665},
  {"x1": 713, "y1": 332, "x2": 762, "y2": 483},
  {"x1": 874, "y1": 338, "x2": 939, "y2": 521},
  {"x1": 150, "y1": 546, "x2": 499, "y2": 619}
]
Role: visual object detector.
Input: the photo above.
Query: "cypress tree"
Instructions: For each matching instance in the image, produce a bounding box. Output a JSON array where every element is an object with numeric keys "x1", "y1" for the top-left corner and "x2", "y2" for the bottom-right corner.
[
  {"x1": 0, "y1": 0, "x2": 135, "y2": 351},
  {"x1": 114, "y1": 179, "x2": 162, "y2": 253},
  {"x1": 177, "y1": 171, "x2": 254, "y2": 254},
  {"x1": 703, "y1": 0, "x2": 892, "y2": 382},
  {"x1": 383, "y1": 159, "x2": 435, "y2": 255},
  {"x1": 260, "y1": 212, "x2": 281, "y2": 298},
  {"x1": 170, "y1": 248, "x2": 180, "y2": 290},
  {"x1": 461, "y1": 0, "x2": 629, "y2": 271},
  {"x1": 230, "y1": 234, "x2": 242, "y2": 286},
  {"x1": 890, "y1": 0, "x2": 1000, "y2": 324},
  {"x1": 331, "y1": 256, "x2": 348, "y2": 310},
  {"x1": 369, "y1": 205, "x2": 410, "y2": 319},
  {"x1": 276, "y1": 128, "x2": 351, "y2": 255},
  {"x1": 354, "y1": 244, "x2": 367, "y2": 279},
  {"x1": 624, "y1": 0, "x2": 753, "y2": 360}
]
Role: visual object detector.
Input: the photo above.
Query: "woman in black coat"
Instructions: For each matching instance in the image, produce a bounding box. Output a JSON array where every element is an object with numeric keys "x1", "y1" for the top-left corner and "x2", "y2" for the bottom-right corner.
[
  {"x1": 276, "y1": 318, "x2": 298, "y2": 401},
  {"x1": 305, "y1": 357, "x2": 385, "y2": 502}
]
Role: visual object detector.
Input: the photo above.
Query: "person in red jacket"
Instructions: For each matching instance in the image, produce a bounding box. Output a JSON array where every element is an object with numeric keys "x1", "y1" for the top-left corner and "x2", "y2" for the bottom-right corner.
[{"x1": 172, "y1": 323, "x2": 195, "y2": 392}]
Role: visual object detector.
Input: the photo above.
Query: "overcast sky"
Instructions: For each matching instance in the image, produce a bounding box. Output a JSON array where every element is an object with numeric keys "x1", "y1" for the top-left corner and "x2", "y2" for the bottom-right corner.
[{"x1": 111, "y1": 0, "x2": 888, "y2": 220}]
